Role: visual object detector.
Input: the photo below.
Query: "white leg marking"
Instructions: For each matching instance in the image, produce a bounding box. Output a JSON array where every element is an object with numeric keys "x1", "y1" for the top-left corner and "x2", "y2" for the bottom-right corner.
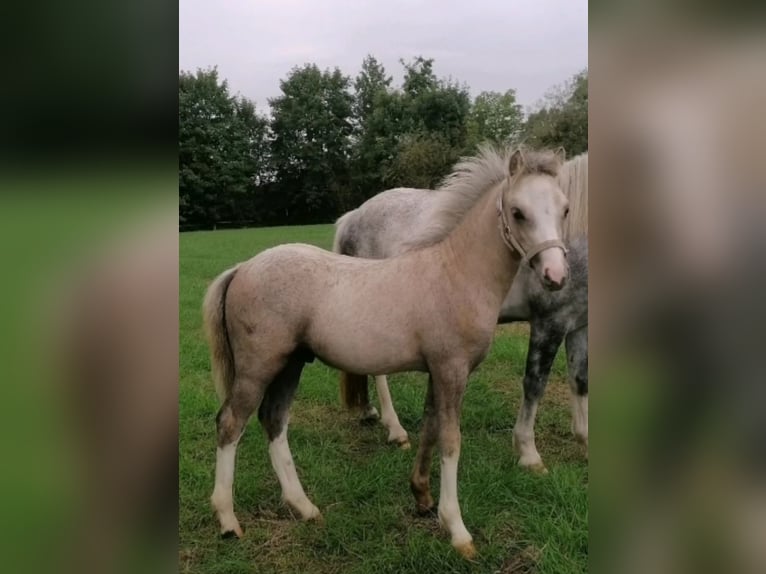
[
  {"x1": 513, "y1": 399, "x2": 546, "y2": 472},
  {"x1": 438, "y1": 450, "x2": 474, "y2": 555},
  {"x1": 571, "y1": 393, "x2": 588, "y2": 451},
  {"x1": 375, "y1": 375, "x2": 409, "y2": 447},
  {"x1": 211, "y1": 440, "x2": 243, "y2": 536},
  {"x1": 269, "y1": 426, "x2": 321, "y2": 520}
]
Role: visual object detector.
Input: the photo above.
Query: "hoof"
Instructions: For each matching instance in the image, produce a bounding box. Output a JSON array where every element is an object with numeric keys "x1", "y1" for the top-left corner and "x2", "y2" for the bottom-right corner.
[
  {"x1": 220, "y1": 523, "x2": 243, "y2": 539},
  {"x1": 214, "y1": 510, "x2": 243, "y2": 539},
  {"x1": 416, "y1": 503, "x2": 437, "y2": 517},
  {"x1": 307, "y1": 512, "x2": 324, "y2": 523},
  {"x1": 526, "y1": 462, "x2": 549, "y2": 475},
  {"x1": 454, "y1": 540, "x2": 477, "y2": 560},
  {"x1": 390, "y1": 436, "x2": 410, "y2": 450},
  {"x1": 302, "y1": 504, "x2": 323, "y2": 522},
  {"x1": 360, "y1": 407, "x2": 380, "y2": 424}
]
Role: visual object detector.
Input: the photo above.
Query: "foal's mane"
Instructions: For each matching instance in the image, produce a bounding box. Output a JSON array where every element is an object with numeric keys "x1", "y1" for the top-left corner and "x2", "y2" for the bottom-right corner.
[{"x1": 402, "y1": 145, "x2": 566, "y2": 250}]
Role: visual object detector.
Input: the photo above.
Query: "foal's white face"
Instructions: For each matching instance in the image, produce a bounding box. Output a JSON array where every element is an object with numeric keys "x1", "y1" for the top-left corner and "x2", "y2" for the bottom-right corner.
[{"x1": 505, "y1": 170, "x2": 570, "y2": 290}]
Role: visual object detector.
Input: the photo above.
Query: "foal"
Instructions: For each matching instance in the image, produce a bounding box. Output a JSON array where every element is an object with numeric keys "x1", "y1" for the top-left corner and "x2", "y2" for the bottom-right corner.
[{"x1": 203, "y1": 148, "x2": 569, "y2": 557}]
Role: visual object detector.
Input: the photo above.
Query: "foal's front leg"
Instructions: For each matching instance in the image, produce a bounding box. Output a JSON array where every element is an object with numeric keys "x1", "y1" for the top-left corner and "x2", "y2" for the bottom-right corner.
[
  {"x1": 513, "y1": 320, "x2": 566, "y2": 474},
  {"x1": 412, "y1": 364, "x2": 475, "y2": 558}
]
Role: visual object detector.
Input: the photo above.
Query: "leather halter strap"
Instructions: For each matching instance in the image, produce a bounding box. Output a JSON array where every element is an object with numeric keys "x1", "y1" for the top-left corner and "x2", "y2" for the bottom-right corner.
[{"x1": 496, "y1": 184, "x2": 568, "y2": 264}]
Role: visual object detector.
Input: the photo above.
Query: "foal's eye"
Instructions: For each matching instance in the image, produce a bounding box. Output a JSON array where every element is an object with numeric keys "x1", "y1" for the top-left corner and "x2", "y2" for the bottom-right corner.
[
  {"x1": 564, "y1": 207, "x2": 570, "y2": 218},
  {"x1": 511, "y1": 208, "x2": 525, "y2": 222}
]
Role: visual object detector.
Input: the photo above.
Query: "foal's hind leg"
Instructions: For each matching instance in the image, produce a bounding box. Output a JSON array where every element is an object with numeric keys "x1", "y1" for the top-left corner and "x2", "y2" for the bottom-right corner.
[
  {"x1": 513, "y1": 320, "x2": 566, "y2": 474},
  {"x1": 375, "y1": 375, "x2": 410, "y2": 448},
  {"x1": 211, "y1": 378, "x2": 267, "y2": 538},
  {"x1": 410, "y1": 379, "x2": 438, "y2": 513},
  {"x1": 259, "y1": 356, "x2": 321, "y2": 521},
  {"x1": 565, "y1": 326, "x2": 588, "y2": 456}
]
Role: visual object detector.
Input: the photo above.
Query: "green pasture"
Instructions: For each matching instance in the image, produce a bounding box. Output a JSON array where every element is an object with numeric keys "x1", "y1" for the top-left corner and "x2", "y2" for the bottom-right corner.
[{"x1": 180, "y1": 225, "x2": 587, "y2": 574}]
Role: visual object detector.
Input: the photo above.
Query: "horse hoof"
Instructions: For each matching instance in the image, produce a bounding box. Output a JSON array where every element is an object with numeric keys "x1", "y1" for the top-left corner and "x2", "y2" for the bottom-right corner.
[
  {"x1": 220, "y1": 523, "x2": 243, "y2": 539},
  {"x1": 392, "y1": 437, "x2": 411, "y2": 450},
  {"x1": 454, "y1": 541, "x2": 477, "y2": 560},
  {"x1": 300, "y1": 505, "x2": 323, "y2": 522},
  {"x1": 415, "y1": 502, "x2": 436, "y2": 516},
  {"x1": 360, "y1": 407, "x2": 380, "y2": 424},
  {"x1": 520, "y1": 461, "x2": 548, "y2": 475}
]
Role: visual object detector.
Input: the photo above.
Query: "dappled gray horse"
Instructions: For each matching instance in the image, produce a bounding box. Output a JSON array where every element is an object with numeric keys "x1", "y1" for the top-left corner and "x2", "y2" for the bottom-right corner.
[
  {"x1": 203, "y1": 148, "x2": 570, "y2": 558},
  {"x1": 335, "y1": 151, "x2": 588, "y2": 473}
]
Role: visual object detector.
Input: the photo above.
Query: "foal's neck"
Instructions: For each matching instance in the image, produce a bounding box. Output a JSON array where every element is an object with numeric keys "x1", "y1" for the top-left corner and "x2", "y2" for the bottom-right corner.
[{"x1": 441, "y1": 184, "x2": 518, "y2": 307}]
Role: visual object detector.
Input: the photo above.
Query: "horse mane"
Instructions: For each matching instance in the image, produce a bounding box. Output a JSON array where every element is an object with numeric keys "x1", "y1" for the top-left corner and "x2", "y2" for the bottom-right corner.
[
  {"x1": 402, "y1": 144, "x2": 567, "y2": 250},
  {"x1": 558, "y1": 152, "x2": 588, "y2": 240}
]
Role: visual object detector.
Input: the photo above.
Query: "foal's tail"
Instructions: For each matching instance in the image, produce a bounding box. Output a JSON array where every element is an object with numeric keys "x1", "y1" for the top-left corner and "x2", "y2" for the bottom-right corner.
[
  {"x1": 202, "y1": 265, "x2": 240, "y2": 403},
  {"x1": 340, "y1": 372, "x2": 370, "y2": 409}
]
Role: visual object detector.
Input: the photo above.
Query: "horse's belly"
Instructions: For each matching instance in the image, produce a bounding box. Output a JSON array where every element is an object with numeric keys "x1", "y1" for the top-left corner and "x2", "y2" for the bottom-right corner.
[{"x1": 307, "y1": 320, "x2": 425, "y2": 375}]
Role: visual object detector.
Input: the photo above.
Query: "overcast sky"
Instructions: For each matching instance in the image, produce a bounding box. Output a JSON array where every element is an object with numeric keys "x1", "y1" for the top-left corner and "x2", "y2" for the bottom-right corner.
[{"x1": 180, "y1": 0, "x2": 587, "y2": 113}]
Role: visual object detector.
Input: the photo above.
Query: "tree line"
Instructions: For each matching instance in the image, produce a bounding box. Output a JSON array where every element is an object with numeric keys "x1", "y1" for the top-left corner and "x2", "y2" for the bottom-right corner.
[{"x1": 179, "y1": 56, "x2": 587, "y2": 230}]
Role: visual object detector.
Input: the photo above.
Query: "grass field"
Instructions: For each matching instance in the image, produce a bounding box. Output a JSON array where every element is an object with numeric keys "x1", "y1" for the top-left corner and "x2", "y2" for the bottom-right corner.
[{"x1": 180, "y1": 225, "x2": 588, "y2": 574}]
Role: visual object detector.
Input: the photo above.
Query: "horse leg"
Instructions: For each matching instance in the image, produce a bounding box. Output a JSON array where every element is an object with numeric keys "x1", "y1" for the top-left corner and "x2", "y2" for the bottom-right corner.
[
  {"x1": 565, "y1": 326, "x2": 588, "y2": 456},
  {"x1": 375, "y1": 375, "x2": 410, "y2": 448},
  {"x1": 410, "y1": 378, "x2": 438, "y2": 513},
  {"x1": 432, "y1": 362, "x2": 474, "y2": 559},
  {"x1": 258, "y1": 355, "x2": 321, "y2": 521},
  {"x1": 211, "y1": 376, "x2": 267, "y2": 538},
  {"x1": 513, "y1": 320, "x2": 566, "y2": 474}
]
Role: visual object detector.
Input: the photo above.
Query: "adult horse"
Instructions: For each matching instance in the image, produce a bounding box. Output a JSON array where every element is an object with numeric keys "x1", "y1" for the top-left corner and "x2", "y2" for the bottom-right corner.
[
  {"x1": 203, "y1": 148, "x2": 569, "y2": 558},
  {"x1": 334, "y1": 150, "x2": 588, "y2": 473}
]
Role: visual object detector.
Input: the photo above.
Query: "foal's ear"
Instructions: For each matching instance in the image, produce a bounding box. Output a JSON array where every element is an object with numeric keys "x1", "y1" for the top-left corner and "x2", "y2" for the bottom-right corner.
[
  {"x1": 554, "y1": 147, "x2": 567, "y2": 164},
  {"x1": 509, "y1": 149, "x2": 526, "y2": 176}
]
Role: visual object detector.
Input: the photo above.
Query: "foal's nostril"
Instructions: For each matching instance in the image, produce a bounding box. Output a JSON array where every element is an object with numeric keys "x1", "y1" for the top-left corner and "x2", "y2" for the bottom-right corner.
[{"x1": 543, "y1": 268, "x2": 566, "y2": 290}]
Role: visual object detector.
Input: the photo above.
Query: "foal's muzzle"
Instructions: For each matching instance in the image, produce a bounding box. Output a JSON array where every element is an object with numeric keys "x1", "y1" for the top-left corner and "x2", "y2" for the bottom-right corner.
[
  {"x1": 542, "y1": 265, "x2": 568, "y2": 290},
  {"x1": 531, "y1": 246, "x2": 569, "y2": 291}
]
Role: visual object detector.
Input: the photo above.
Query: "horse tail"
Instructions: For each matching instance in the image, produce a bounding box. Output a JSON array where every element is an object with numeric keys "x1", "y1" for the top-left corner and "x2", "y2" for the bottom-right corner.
[
  {"x1": 202, "y1": 265, "x2": 240, "y2": 403},
  {"x1": 333, "y1": 210, "x2": 369, "y2": 409},
  {"x1": 332, "y1": 210, "x2": 356, "y2": 254},
  {"x1": 340, "y1": 372, "x2": 370, "y2": 409}
]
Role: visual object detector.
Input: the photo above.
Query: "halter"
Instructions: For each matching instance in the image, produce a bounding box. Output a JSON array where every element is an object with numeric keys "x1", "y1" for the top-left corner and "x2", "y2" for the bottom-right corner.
[{"x1": 496, "y1": 180, "x2": 568, "y2": 264}]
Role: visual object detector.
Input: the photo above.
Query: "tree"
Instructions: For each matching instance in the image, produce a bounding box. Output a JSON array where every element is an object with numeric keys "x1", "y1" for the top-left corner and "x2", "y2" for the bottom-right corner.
[
  {"x1": 352, "y1": 55, "x2": 392, "y2": 128},
  {"x1": 523, "y1": 70, "x2": 588, "y2": 156},
  {"x1": 384, "y1": 133, "x2": 457, "y2": 189},
  {"x1": 178, "y1": 67, "x2": 268, "y2": 228},
  {"x1": 178, "y1": 59, "x2": 587, "y2": 229},
  {"x1": 349, "y1": 56, "x2": 397, "y2": 205},
  {"x1": 466, "y1": 90, "x2": 524, "y2": 149},
  {"x1": 269, "y1": 64, "x2": 354, "y2": 223},
  {"x1": 400, "y1": 57, "x2": 471, "y2": 150}
]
